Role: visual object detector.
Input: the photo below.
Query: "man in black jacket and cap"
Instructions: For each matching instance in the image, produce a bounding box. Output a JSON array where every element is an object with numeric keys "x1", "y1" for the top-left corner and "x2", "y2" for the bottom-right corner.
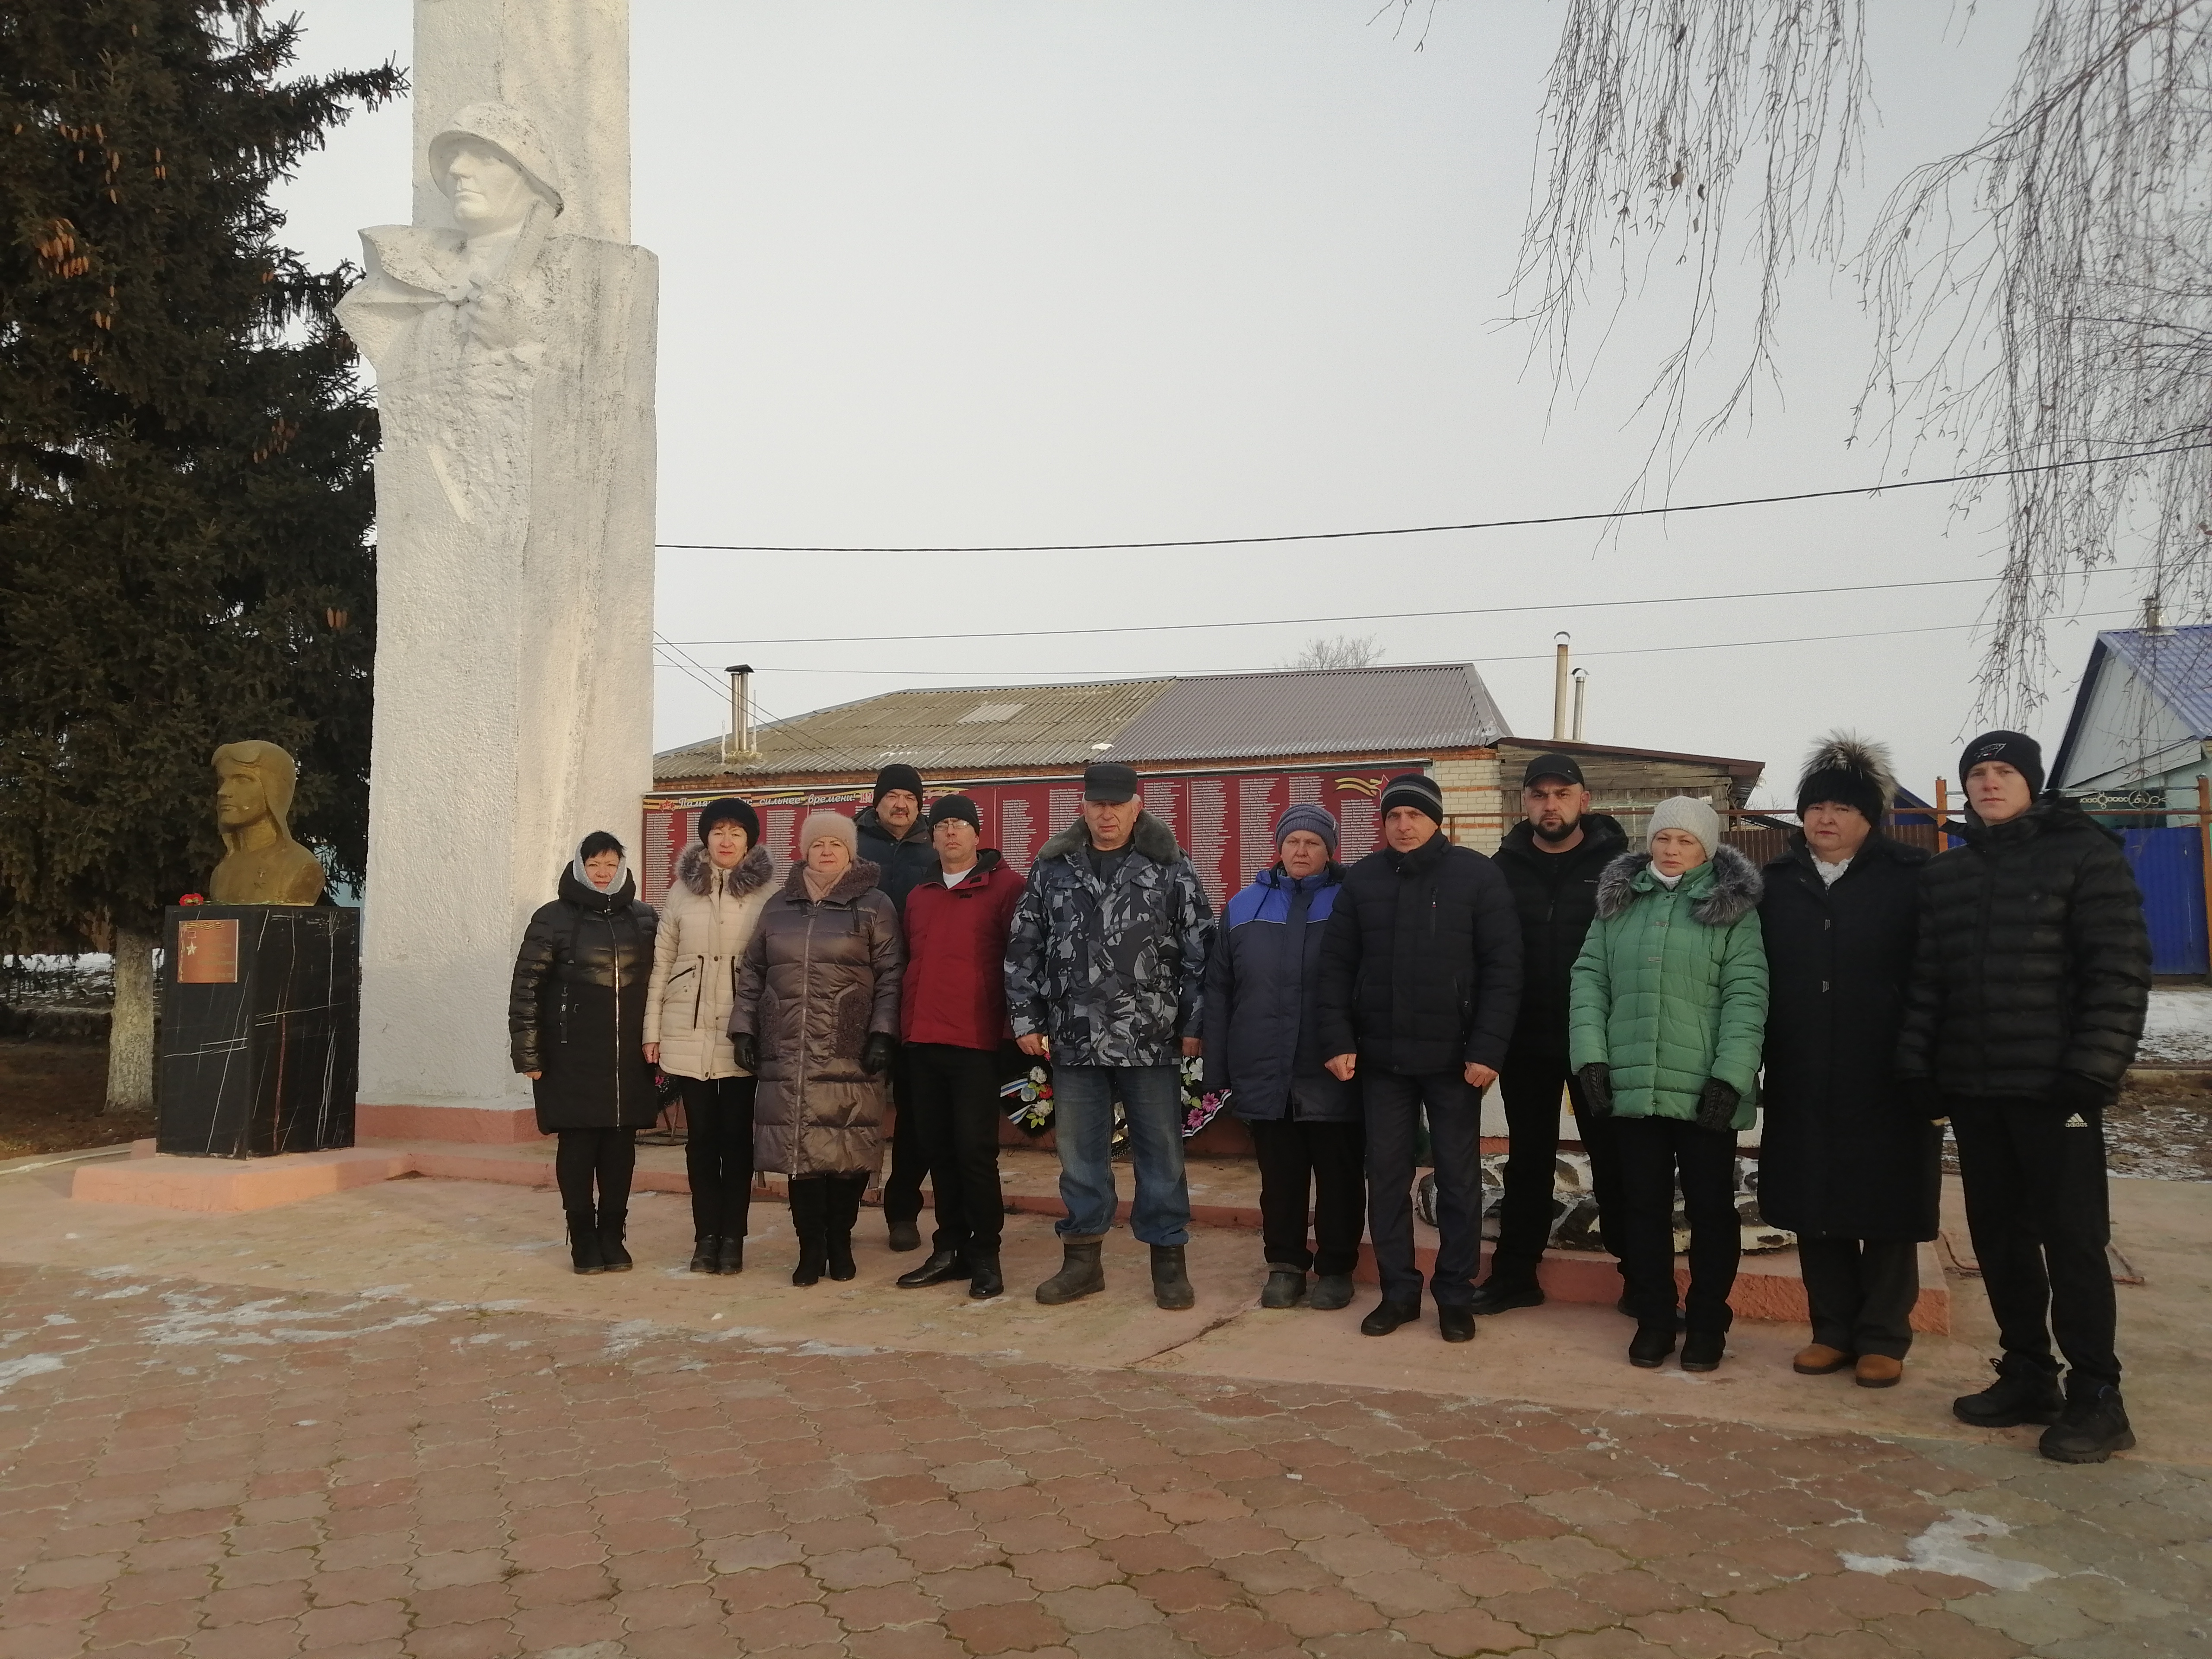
[
  {"x1": 1897, "y1": 731, "x2": 2151, "y2": 1462},
  {"x1": 1477, "y1": 754, "x2": 1628, "y2": 1316},
  {"x1": 856, "y1": 763, "x2": 938, "y2": 1252},
  {"x1": 1317, "y1": 773, "x2": 1522, "y2": 1343}
]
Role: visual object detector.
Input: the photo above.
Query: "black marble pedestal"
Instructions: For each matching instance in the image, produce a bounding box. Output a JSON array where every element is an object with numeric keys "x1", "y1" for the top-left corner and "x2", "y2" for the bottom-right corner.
[{"x1": 157, "y1": 905, "x2": 359, "y2": 1158}]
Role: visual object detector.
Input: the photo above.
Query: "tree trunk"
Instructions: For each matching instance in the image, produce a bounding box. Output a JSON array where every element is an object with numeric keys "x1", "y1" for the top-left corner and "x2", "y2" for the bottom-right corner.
[{"x1": 105, "y1": 928, "x2": 157, "y2": 1114}]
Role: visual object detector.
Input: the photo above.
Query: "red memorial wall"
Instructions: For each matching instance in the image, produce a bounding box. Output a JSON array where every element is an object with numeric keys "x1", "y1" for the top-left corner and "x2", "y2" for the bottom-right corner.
[{"x1": 642, "y1": 763, "x2": 1422, "y2": 909}]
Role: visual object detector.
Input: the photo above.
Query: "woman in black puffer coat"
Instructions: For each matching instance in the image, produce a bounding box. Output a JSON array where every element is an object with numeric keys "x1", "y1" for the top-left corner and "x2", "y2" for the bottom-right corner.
[{"x1": 509, "y1": 831, "x2": 660, "y2": 1275}]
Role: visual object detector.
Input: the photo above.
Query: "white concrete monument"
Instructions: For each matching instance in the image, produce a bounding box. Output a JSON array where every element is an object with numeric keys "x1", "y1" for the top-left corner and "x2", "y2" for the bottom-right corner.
[{"x1": 338, "y1": 0, "x2": 656, "y2": 1134}]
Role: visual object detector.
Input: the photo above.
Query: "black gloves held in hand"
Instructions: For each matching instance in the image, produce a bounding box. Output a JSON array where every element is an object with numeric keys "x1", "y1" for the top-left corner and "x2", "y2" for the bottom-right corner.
[
  {"x1": 860, "y1": 1032, "x2": 896, "y2": 1076},
  {"x1": 1575, "y1": 1063, "x2": 1614, "y2": 1119},
  {"x1": 1694, "y1": 1078, "x2": 1740, "y2": 1135},
  {"x1": 731, "y1": 1032, "x2": 758, "y2": 1074}
]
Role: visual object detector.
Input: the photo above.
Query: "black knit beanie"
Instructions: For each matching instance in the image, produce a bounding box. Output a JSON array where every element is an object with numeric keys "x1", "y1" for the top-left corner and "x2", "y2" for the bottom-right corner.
[
  {"x1": 928, "y1": 795, "x2": 982, "y2": 833},
  {"x1": 1379, "y1": 773, "x2": 1445, "y2": 825},
  {"x1": 873, "y1": 763, "x2": 924, "y2": 807},
  {"x1": 1959, "y1": 731, "x2": 2045, "y2": 797},
  {"x1": 696, "y1": 796, "x2": 760, "y2": 848}
]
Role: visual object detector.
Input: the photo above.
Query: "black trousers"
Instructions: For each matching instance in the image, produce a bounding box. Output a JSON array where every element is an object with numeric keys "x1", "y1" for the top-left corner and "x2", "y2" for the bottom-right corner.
[
  {"x1": 554, "y1": 1127, "x2": 636, "y2": 1220},
  {"x1": 1364, "y1": 1070, "x2": 1484, "y2": 1309},
  {"x1": 1492, "y1": 1051, "x2": 1623, "y2": 1283},
  {"x1": 1949, "y1": 1097, "x2": 2120, "y2": 1388},
  {"x1": 1613, "y1": 1116, "x2": 1739, "y2": 1333},
  {"x1": 1249, "y1": 1117, "x2": 1366, "y2": 1276},
  {"x1": 906, "y1": 1042, "x2": 1007, "y2": 1255},
  {"x1": 1797, "y1": 1236, "x2": 1920, "y2": 1359},
  {"x1": 678, "y1": 1075, "x2": 755, "y2": 1242},
  {"x1": 881, "y1": 1046, "x2": 927, "y2": 1227}
]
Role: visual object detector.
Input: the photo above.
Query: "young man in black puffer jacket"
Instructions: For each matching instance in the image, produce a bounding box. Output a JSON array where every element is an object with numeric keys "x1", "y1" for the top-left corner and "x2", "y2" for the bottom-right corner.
[
  {"x1": 1316, "y1": 773, "x2": 1522, "y2": 1344},
  {"x1": 1896, "y1": 731, "x2": 2151, "y2": 1463}
]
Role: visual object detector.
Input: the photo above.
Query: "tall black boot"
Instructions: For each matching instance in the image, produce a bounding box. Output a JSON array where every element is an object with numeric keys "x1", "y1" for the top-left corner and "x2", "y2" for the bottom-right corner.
[
  {"x1": 597, "y1": 1202, "x2": 632, "y2": 1272},
  {"x1": 566, "y1": 1209, "x2": 605, "y2": 1275},
  {"x1": 788, "y1": 1180, "x2": 828, "y2": 1287},
  {"x1": 826, "y1": 1178, "x2": 864, "y2": 1281}
]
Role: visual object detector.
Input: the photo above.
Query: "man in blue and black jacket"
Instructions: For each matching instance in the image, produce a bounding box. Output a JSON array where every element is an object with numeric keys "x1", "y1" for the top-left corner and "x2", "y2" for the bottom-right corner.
[{"x1": 1204, "y1": 804, "x2": 1363, "y2": 1315}]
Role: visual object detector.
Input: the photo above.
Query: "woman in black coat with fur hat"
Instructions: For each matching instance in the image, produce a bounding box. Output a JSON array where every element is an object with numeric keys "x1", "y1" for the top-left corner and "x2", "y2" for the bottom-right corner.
[
  {"x1": 510, "y1": 832, "x2": 661, "y2": 1275},
  {"x1": 1756, "y1": 735, "x2": 1937, "y2": 1389}
]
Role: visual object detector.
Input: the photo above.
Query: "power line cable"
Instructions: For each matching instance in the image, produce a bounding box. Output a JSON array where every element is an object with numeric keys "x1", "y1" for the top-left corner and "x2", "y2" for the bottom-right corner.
[
  {"x1": 654, "y1": 439, "x2": 2212, "y2": 555},
  {"x1": 663, "y1": 562, "x2": 2152, "y2": 650}
]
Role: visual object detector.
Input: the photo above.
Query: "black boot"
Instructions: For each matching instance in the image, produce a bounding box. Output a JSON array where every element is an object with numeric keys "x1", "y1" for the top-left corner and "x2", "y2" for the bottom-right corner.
[
  {"x1": 690, "y1": 1235, "x2": 721, "y2": 1274},
  {"x1": 1953, "y1": 1354, "x2": 2065, "y2": 1428},
  {"x1": 2040, "y1": 1379, "x2": 2135, "y2": 1464},
  {"x1": 1308, "y1": 1273, "x2": 1355, "y2": 1311},
  {"x1": 1259, "y1": 1268, "x2": 1306, "y2": 1309},
  {"x1": 826, "y1": 1178, "x2": 863, "y2": 1281},
  {"x1": 897, "y1": 1249, "x2": 971, "y2": 1289},
  {"x1": 968, "y1": 1249, "x2": 1004, "y2": 1300},
  {"x1": 1628, "y1": 1325, "x2": 1676, "y2": 1368},
  {"x1": 1150, "y1": 1244, "x2": 1195, "y2": 1311},
  {"x1": 597, "y1": 1208, "x2": 632, "y2": 1272},
  {"x1": 1036, "y1": 1237, "x2": 1106, "y2": 1304},
  {"x1": 1680, "y1": 1331, "x2": 1726, "y2": 1373},
  {"x1": 715, "y1": 1235, "x2": 744, "y2": 1274},
  {"x1": 788, "y1": 1180, "x2": 828, "y2": 1287},
  {"x1": 566, "y1": 1210, "x2": 605, "y2": 1275},
  {"x1": 886, "y1": 1215, "x2": 923, "y2": 1253},
  {"x1": 1470, "y1": 1277, "x2": 1544, "y2": 1315}
]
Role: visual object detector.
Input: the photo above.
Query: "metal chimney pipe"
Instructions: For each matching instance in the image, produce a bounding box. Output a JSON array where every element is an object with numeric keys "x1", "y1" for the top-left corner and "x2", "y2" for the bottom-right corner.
[
  {"x1": 1571, "y1": 667, "x2": 1588, "y2": 742},
  {"x1": 725, "y1": 664, "x2": 756, "y2": 761},
  {"x1": 1552, "y1": 633, "x2": 1572, "y2": 741}
]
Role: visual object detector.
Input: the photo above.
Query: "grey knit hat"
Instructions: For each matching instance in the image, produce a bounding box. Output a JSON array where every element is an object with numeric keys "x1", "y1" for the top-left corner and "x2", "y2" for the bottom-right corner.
[
  {"x1": 1646, "y1": 796, "x2": 1722, "y2": 858},
  {"x1": 1273, "y1": 803, "x2": 1340, "y2": 856}
]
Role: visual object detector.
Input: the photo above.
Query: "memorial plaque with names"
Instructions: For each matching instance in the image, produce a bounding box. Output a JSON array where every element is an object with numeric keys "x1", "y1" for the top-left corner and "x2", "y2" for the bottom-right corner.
[
  {"x1": 645, "y1": 763, "x2": 1421, "y2": 909},
  {"x1": 175, "y1": 918, "x2": 240, "y2": 985}
]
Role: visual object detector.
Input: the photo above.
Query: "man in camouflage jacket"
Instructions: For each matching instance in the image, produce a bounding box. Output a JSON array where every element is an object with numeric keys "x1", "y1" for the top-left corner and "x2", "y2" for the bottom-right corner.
[{"x1": 1005, "y1": 762, "x2": 1213, "y2": 1309}]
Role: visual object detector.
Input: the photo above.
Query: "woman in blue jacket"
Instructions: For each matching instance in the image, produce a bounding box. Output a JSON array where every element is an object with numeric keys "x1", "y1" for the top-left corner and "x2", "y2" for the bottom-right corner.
[{"x1": 1203, "y1": 805, "x2": 1363, "y2": 1311}]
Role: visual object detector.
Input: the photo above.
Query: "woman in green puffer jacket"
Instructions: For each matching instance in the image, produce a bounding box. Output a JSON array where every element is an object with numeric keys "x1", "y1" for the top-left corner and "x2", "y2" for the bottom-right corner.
[{"x1": 1570, "y1": 796, "x2": 1768, "y2": 1376}]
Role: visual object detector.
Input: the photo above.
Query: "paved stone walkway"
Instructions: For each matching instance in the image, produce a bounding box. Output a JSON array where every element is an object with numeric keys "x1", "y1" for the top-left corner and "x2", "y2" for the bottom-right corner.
[{"x1": 2, "y1": 1263, "x2": 2205, "y2": 1659}]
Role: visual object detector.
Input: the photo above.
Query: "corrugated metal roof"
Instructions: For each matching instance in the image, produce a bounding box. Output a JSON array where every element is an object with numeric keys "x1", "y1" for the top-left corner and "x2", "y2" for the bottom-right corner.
[
  {"x1": 1110, "y1": 664, "x2": 1507, "y2": 762},
  {"x1": 655, "y1": 679, "x2": 1175, "y2": 782},
  {"x1": 655, "y1": 662, "x2": 1510, "y2": 784},
  {"x1": 2099, "y1": 626, "x2": 2212, "y2": 736}
]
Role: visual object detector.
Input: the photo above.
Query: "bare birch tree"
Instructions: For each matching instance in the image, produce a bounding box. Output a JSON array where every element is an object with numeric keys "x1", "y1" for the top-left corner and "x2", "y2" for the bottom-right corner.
[{"x1": 1488, "y1": 0, "x2": 2212, "y2": 720}]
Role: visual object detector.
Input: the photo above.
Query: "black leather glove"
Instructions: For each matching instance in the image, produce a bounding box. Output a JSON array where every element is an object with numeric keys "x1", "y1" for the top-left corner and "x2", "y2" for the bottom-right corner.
[
  {"x1": 1575, "y1": 1063, "x2": 1614, "y2": 1119},
  {"x1": 2051, "y1": 1071, "x2": 2113, "y2": 1117},
  {"x1": 1694, "y1": 1077, "x2": 1740, "y2": 1135},
  {"x1": 860, "y1": 1032, "x2": 896, "y2": 1076},
  {"x1": 1897, "y1": 1075, "x2": 1945, "y2": 1123},
  {"x1": 731, "y1": 1032, "x2": 758, "y2": 1074}
]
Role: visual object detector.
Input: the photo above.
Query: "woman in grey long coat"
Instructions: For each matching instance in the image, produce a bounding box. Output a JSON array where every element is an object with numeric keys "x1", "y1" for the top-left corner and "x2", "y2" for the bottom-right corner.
[{"x1": 729, "y1": 811, "x2": 904, "y2": 1285}]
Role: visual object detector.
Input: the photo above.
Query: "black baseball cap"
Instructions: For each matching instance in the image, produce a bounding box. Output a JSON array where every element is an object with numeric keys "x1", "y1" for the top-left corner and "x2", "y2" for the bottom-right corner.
[
  {"x1": 1082, "y1": 761, "x2": 1140, "y2": 803},
  {"x1": 1522, "y1": 753, "x2": 1586, "y2": 788}
]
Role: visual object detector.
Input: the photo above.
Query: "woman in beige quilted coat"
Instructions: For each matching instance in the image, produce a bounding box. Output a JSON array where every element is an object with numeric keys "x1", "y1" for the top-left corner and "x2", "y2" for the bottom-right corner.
[
  {"x1": 730, "y1": 811, "x2": 905, "y2": 1286},
  {"x1": 645, "y1": 798, "x2": 775, "y2": 1276}
]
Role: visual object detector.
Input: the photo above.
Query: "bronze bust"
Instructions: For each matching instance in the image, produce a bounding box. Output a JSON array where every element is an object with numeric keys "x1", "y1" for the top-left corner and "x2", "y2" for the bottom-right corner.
[{"x1": 208, "y1": 742, "x2": 326, "y2": 906}]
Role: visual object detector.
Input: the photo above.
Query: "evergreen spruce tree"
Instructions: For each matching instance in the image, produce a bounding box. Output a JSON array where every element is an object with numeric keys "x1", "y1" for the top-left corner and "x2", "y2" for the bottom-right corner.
[{"x1": 0, "y1": 2, "x2": 401, "y2": 1108}]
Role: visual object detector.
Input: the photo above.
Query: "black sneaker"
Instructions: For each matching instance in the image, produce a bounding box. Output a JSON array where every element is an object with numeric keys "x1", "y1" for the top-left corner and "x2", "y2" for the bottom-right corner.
[
  {"x1": 1470, "y1": 1280, "x2": 1545, "y2": 1316},
  {"x1": 1360, "y1": 1299, "x2": 1422, "y2": 1337},
  {"x1": 1953, "y1": 1355, "x2": 2064, "y2": 1428},
  {"x1": 2039, "y1": 1382, "x2": 2135, "y2": 1464}
]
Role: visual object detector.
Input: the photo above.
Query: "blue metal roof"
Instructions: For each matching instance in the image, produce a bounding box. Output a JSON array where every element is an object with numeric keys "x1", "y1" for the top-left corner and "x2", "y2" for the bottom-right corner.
[{"x1": 2052, "y1": 625, "x2": 2212, "y2": 786}]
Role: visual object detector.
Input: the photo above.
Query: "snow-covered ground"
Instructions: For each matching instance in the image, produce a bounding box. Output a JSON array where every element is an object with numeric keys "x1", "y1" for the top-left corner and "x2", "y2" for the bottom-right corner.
[{"x1": 2138, "y1": 986, "x2": 2212, "y2": 1065}]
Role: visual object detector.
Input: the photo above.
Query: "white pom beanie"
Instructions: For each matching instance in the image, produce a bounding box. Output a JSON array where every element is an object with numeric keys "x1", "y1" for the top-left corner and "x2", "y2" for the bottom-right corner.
[{"x1": 1646, "y1": 795, "x2": 1722, "y2": 858}]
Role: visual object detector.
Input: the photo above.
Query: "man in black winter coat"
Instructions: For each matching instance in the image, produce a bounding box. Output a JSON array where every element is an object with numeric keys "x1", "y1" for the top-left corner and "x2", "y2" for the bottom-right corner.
[
  {"x1": 1896, "y1": 731, "x2": 2151, "y2": 1463},
  {"x1": 1477, "y1": 754, "x2": 1627, "y2": 1315},
  {"x1": 1317, "y1": 773, "x2": 1522, "y2": 1343},
  {"x1": 1758, "y1": 735, "x2": 1937, "y2": 1389},
  {"x1": 855, "y1": 763, "x2": 938, "y2": 1252}
]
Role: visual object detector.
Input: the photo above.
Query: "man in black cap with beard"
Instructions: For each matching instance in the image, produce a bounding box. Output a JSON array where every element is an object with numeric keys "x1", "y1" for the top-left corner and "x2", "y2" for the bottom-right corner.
[
  {"x1": 856, "y1": 762, "x2": 938, "y2": 1252},
  {"x1": 1478, "y1": 754, "x2": 1629, "y2": 1316}
]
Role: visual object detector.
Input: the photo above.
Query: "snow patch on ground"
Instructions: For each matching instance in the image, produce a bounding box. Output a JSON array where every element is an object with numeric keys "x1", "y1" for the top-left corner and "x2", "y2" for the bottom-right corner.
[
  {"x1": 0, "y1": 1354, "x2": 65, "y2": 1392},
  {"x1": 2138, "y1": 987, "x2": 2212, "y2": 1065},
  {"x1": 1842, "y1": 1511, "x2": 2056, "y2": 1591}
]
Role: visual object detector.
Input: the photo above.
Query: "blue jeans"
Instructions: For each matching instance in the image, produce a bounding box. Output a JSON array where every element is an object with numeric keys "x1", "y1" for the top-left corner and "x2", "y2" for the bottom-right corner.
[{"x1": 1052, "y1": 1065, "x2": 1191, "y2": 1246}]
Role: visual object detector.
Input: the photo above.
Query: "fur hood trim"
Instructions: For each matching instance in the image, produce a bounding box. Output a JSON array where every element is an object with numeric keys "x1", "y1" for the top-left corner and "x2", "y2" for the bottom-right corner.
[
  {"x1": 780, "y1": 857, "x2": 883, "y2": 905},
  {"x1": 677, "y1": 842, "x2": 775, "y2": 898},
  {"x1": 1038, "y1": 809, "x2": 1182, "y2": 867},
  {"x1": 1595, "y1": 843, "x2": 1762, "y2": 926}
]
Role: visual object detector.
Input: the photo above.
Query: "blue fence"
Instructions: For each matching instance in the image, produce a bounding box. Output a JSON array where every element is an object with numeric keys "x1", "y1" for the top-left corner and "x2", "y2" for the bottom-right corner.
[{"x1": 2121, "y1": 826, "x2": 2208, "y2": 976}]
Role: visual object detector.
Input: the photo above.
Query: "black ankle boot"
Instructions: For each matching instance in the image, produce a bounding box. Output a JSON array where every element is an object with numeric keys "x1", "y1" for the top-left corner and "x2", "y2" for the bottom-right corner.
[
  {"x1": 566, "y1": 1210, "x2": 605, "y2": 1275},
  {"x1": 1954, "y1": 1354, "x2": 2064, "y2": 1428},
  {"x1": 826, "y1": 1178, "x2": 863, "y2": 1281},
  {"x1": 715, "y1": 1235, "x2": 744, "y2": 1274},
  {"x1": 690, "y1": 1235, "x2": 721, "y2": 1274},
  {"x1": 597, "y1": 1212, "x2": 632, "y2": 1272},
  {"x1": 967, "y1": 1249, "x2": 1004, "y2": 1300},
  {"x1": 2039, "y1": 1379, "x2": 2135, "y2": 1463},
  {"x1": 788, "y1": 1181, "x2": 828, "y2": 1287},
  {"x1": 1628, "y1": 1325, "x2": 1676, "y2": 1368}
]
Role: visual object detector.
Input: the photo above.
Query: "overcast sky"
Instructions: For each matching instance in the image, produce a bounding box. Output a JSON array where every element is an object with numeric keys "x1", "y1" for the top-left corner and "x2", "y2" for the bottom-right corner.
[{"x1": 270, "y1": 0, "x2": 2141, "y2": 806}]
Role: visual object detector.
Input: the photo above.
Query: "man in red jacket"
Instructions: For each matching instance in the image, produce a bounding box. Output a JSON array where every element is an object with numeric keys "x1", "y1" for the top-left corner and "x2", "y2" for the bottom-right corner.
[{"x1": 896, "y1": 795, "x2": 1026, "y2": 1299}]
